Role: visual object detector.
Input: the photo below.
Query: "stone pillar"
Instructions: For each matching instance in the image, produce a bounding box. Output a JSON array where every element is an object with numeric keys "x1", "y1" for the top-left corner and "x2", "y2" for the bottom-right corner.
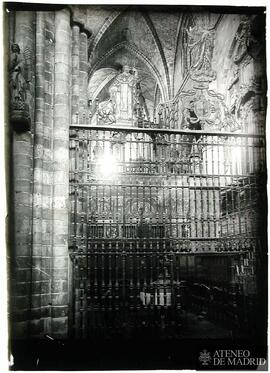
[
  {"x1": 10, "y1": 11, "x2": 35, "y2": 339},
  {"x1": 30, "y1": 11, "x2": 46, "y2": 337},
  {"x1": 51, "y1": 8, "x2": 71, "y2": 338},
  {"x1": 71, "y1": 24, "x2": 80, "y2": 124},
  {"x1": 41, "y1": 12, "x2": 56, "y2": 334},
  {"x1": 30, "y1": 10, "x2": 58, "y2": 337},
  {"x1": 79, "y1": 31, "x2": 88, "y2": 123}
]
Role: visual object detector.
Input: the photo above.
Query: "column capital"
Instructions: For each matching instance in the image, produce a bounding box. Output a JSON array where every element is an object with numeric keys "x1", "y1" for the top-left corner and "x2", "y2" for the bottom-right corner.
[{"x1": 71, "y1": 20, "x2": 91, "y2": 38}]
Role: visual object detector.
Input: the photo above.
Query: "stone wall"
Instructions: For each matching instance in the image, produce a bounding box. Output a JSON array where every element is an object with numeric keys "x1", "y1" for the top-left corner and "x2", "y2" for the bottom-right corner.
[
  {"x1": 9, "y1": 11, "x2": 35, "y2": 339},
  {"x1": 8, "y1": 6, "x2": 93, "y2": 340}
]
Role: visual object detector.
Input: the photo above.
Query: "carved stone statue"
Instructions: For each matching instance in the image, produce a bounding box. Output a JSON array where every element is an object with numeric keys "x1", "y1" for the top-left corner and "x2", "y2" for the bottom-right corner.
[
  {"x1": 94, "y1": 65, "x2": 139, "y2": 126},
  {"x1": 9, "y1": 43, "x2": 31, "y2": 131},
  {"x1": 109, "y1": 65, "x2": 138, "y2": 125},
  {"x1": 9, "y1": 43, "x2": 29, "y2": 110},
  {"x1": 186, "y1": 20, "x2": 216, "y2": 83},
  {"x1": 231, "y1": 15, "x2": 252, "y2": 64}
]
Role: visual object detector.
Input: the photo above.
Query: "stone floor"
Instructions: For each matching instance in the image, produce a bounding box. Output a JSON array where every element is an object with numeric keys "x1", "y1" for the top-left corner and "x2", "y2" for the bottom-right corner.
[
  {"x1": 180, "y1": 311, "x2": 233, "y2": 339},
  {"x1": 11, "y1": 311, "x2": 254, "y2": 370}
]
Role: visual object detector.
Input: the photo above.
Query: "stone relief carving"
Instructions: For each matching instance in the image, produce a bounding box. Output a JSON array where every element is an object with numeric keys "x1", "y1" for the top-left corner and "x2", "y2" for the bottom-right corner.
[
  {"x1": 186, "y1": 18, "x2": 216, "y2": 83},
  {"x1": 235, "y1": 77, "x2": 265, "y2": 133},
  {"x1": 97, "y1": 98, "x2": 116, "y2": 125},
  {"x1": 227, "y1": 14, "x2": 266, "y2": 133},
  {"x1": 180, "y1": 89, "x2": 239, "y2": 131},
  {"x1": 230, "y1": 15, "x2": 252, "y2": 64},
  {"x1": 227, "y1": 65, "x2": 239, "y2": 91},
  {"x1": 230, "y1": 15, "x2": 264, "y2": 65}
]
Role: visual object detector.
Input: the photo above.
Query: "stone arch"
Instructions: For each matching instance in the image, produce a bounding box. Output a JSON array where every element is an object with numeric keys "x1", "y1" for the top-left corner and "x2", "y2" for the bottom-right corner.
[
  {"x1": 88, "y1": 41, "x2": 168, "y2": 101},
  {"x1": 88, "y1": 8, "x2": 171, "y2": 100},
  {"x1": 88, "y1": 9, "x2": 125, "y2": 61},
  {"x1": 88, "y1": 68, "x2": 118, "y2": 101}
]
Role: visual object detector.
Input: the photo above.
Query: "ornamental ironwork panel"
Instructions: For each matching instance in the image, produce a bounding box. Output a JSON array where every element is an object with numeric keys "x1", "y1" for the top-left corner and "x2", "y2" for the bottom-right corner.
[{"x1": 69, "y1": 125, "x2": 265, "y2": 338}]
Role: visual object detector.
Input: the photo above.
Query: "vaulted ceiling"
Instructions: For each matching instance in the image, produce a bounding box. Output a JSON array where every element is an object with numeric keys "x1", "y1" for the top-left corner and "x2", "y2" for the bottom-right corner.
[
  {"x1": 71, "y1": 6, "x2": 231, "y2": 122},
  {"x1": 72, "y1": 5, "x2": 186, "y2": 116}
]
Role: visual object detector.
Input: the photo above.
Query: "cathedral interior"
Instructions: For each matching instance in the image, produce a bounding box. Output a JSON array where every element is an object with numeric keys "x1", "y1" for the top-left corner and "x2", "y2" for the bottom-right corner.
[{"x1": 6, "y1": 3, "x2": 267, "y2": 370}]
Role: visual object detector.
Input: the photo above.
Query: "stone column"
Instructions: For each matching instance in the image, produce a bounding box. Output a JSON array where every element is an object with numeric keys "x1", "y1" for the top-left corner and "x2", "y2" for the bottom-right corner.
[
  {"x1": 51, "y1": 8, "x2": 71, "y2": 338},
  {"x1": 10, "y1": 11, "x2": 35, "y2": 339},
  {"x1": 79, "y1": 31, "x2": 88, "y2": 123},
  {"x1": 30, "y1": 11, "x2": 58, "y2": 337},
  {"x1": 71, "y1": 24, "x2": 80, "y2": 124},
  {"x1": 41, "y1": 12, "x2": 56, "y2": 334},
  {"x1": 29, "y1": 11, "x2": 46, "y2": 337}
]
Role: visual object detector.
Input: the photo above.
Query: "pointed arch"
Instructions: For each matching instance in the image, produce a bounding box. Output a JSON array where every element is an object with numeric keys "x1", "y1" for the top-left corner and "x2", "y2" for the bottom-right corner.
[
  {"x1": 88, "y1": 9, "x2": 126, "y2": 61},
  {"x1": 88, "y1": 7, "x2": 171, "y2": 100},
  {"x1": 88, "y1": 68, "x2": 118, "y2": 101},
  {"x1": 88, "y1": 41, "x2": 168, "y2": 101}
]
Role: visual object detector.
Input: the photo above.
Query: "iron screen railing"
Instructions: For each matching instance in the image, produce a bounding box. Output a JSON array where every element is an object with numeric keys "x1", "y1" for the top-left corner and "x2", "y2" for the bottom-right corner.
[{"x1": 69, "y1": 124, "x2": 266, "y2": 338}]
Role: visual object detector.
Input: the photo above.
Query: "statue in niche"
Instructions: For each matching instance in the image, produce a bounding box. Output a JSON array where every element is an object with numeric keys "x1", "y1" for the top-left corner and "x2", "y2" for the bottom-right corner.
[
  {"x1": 97, "y1": 98, "x2": 116, "y2": 125},
  {"x1": 186, "y1": 17, "x2": 216, "y2": 83},
  {"x1": 9, "y1": 43, "x2": 30, "y2": 111}
]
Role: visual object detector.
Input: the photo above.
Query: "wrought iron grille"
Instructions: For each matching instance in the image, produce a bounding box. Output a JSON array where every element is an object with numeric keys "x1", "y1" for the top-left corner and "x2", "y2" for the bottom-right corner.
[{"x1": 69, "y1": 124, "x2": 265, "y2": 338}]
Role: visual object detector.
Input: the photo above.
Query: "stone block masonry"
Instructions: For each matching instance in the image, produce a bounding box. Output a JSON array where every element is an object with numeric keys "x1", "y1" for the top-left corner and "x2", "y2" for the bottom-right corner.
[
  {"x1": 9, "y1": 11, "x2": 35, "y2": 339},
  {"x1": 51, "y1": 8, "x2": 71, "y2": 338},
  {"x1": 9, "y1": 8, "x2": 73, "y2": 339}
]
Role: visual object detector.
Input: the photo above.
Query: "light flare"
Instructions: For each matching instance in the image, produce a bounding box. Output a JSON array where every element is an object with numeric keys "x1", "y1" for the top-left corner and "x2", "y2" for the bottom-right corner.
[{"x1": 98, "y1": 151, "x2": 117, "y2": 178}]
